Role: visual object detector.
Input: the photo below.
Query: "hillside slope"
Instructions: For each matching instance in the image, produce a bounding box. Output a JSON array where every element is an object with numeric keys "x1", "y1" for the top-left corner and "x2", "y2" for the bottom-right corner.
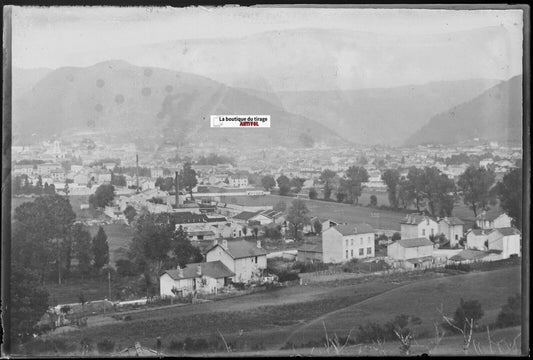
[
  {"x1": 405, "y1": 75, "x2": 522, "y2": 146},
  {"x1": 12, "y1": 60, "x2": 348, "y2": 148}
]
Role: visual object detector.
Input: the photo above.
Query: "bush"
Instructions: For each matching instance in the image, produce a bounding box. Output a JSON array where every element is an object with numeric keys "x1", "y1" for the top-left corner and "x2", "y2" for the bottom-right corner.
[
  {"x1": 96, "y1": 339, "x2": 115, "y2": 354},
  {"x1": 232, "y1": 282, "x2": 246, "y2": 290},
  {"x1": 391, "y1": 232, "x2": 401, "y2": 241},
  {"x1": 276, "y1": 270, "x2": 299, "y2": 282},
  {"x1": 292, "y1": 261, "x2": 328, "y2": 273},
  {"x1": 168, "y1": 339, "x2": 183, "y2": 352},
  {"x1": 445, "y1": 263, "x2": 472, "y2": 272},
  {"x1": 495, "y1": 293, "x2": 521, "y2": 328},
  {"x1": 446, "y1": 298, "x2": 484, "y2": 333},
  {"x1": 24, "y1": 339, "x2": 73, "y2": 354}
]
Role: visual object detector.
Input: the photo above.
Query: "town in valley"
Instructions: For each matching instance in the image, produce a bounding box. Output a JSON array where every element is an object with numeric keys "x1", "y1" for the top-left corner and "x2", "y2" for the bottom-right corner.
[{"x1": 5, "y1": 6, "x2": 526, "y2": 358}]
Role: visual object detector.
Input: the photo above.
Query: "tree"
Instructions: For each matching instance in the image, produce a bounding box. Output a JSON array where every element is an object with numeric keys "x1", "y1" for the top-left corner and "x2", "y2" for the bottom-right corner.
[
  {"x1": 92, "y1": 226, "x2": 109, "y2": 270},
  {"x1": 13, "y1": 194, "x2": 76, "y2": 284},
  {"x1": 261, "y1": 175, "x2": 276, "y2": 191},
  {"x1": 496, "y1": 167, "x2": 522, "y2": 229},
  {"x1": 320, "y1": 169, "x2": 337, "y2": 200},
  {"x1": 123, "y1": 205, "x2": 138, "y2": 224},
  {"x1": 391, "y1": 232, "x2": 401, "y2": 241},
  {"x1": 457, "y1": 166, "x2": 496, "y2": 217},
  {"x1": 10, "y1": 264, "x2": 50, "y2": 344},
  {"x1": 172, "y1": 225, "x2": 203, "y2": 267},
  {"x1": 242, "y1": 226, "x2": 248, "y2": 237},
  {"x1": 420, "y1": 167, "x2": 455, "y2": 217},
  {"x1": 290, "y1": 177, "x2": 305, "y2": 194},
  {"x1": 382, "y1": 169, "x2": 400, "y2": 208},
  {"x1": 89, "y1": 184, "x2": 115, "y2": 208},
  {"x1": 111, "y1": 173, "x2": 127, "y2": 187},
  {"x1": 496, "y1": 293, "x2": 521, "y2": 328},
  {"x1": 313, "y1": 219, "x2": 322, "y2": 234},
  {"x1": 451, "y1": 298, "x2": 484, "y2": 332},
  {"x1": 252, "y1": 227, "x2": 259, "y2": 238},
  {"x1": 406, "y1": 167, "x2": 426, "y2": 212},
  {"x1": 181, "y1": 162, "x2": 197, "y2": 198},
  {"x1": 286, "y1": 199, "x2": 310, "y2": 240},
  {"x1": 72, "y1": 223, "x2": 93, "y2": 279},
  {"x1": 342, "y1": 166, "x2": 369, "y2": 205},
  {"x1": 276, "y1": 175, "x2": 291, "y2": 196},
  {"x1": 309, "y1": 187, "x2": 318, "y2": 200},
  {"x1": 370, "y1": 195, "x2": 378, "y2": 207}
]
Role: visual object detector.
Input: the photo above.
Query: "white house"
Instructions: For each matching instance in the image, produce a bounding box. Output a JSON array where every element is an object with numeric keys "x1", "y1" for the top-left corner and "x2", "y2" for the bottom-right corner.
[
  {"x1": 487, "y1": 227, "x2": 521, "y2": 259},
  {"x1": 476, "y1": 212, "x2": 513, "y2": 230},
  {"x1": 400, "y1": 214, "x2": 439, "y2": 240},
  {"x1": 437, "y1": 217, "x2": 465, "y2": 247},
  {"x1": 321, "y1": 223, "x2": 375, "y2": 263},
  {"x1": 150, "y1": 168, "x2": 165, "y2": 179},
  {"x1": 232, "y1": 211, "x2": 271, "y2": 226},
  {"x1": 205, "y1": 239, "x2": 268, "y2": 283},
  {"x1": 228, "y1": 176, "x2": 248, "y2": 188},
  {"x1": 466, "y1": 229, "x2": 492, "y2": 251},
  {"x1": 160, "y1": 261, "x2": 235, "y2": 297},
  {"x1": 387, "y1": 238, "x2": 434, "y2": 269}
]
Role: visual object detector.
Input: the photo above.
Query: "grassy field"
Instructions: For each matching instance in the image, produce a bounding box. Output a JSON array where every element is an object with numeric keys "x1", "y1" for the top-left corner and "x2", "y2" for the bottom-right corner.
[
  {"x1": 22, "y1": 265, "x2": 521, "y2": 356},
  {"x1": 219, "y1": 191, "x2": 501, "y2": 231},
  {"x1": 286, "y1": 266, "x2": 521, "y2": 346}
]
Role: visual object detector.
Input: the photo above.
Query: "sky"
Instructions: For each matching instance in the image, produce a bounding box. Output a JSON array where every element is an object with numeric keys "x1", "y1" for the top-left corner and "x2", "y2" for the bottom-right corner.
[{"x1": 10, "y1": 6, "x2": 524, "y2": 90}]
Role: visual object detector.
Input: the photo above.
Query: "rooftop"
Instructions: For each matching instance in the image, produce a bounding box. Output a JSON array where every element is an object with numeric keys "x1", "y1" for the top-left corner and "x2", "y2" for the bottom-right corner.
[
  {"x1": 393, "y1": 238, "x2": 434, "y2": 248},
  {"x1": 208, "y1": 239, "x2": 268, "y2": 259},
  {"x1": 163, "y1": 260, "x2": 234, "y2": 280},
  {"x1": 400, "y1": 214, "x2": 436, "y2": 225},
  {"x1": 492, "y1": 227, "x2": 521, "y2": 237},
  {"x1": 333, "y1": 223, "x2": 374, "y2": 236}
]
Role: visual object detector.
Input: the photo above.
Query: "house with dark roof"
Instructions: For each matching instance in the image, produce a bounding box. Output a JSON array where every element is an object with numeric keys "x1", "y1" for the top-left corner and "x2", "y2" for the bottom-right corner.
[
  {"x1": 437, "y1": 216, "x2": 465, "y2": 247},
  {"x1": 160, "y1": 260, "x2": 235, "y2": 297},
  {"x1": 205, "y1": 239, "x2": 268, "y2": 283},
  {"x1": 322, "y1": 223, "x2": 375, "y2": 263},
  {"x1": 487, "y1": 227, "x2": 521, "y2": 258},
  {"x1": 475, "y1": 212, "x2": 513, "y2": 230},
  {"x1": 387, "y1": 238, "x2": 434, "y2": 264},
  {"x1": 400, "y1": 214, "x2": 439, "y2": 240},
  {"x1": 232, "y1": 211, "x2": 271, "y2": 226}
]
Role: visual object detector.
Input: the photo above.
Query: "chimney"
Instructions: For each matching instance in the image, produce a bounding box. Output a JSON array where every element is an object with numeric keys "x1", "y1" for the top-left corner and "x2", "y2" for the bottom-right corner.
[
  {"x1": 175, "y1": 171, "x2": 181, "y2": 208},
  {"x1": 135, "y1": 154, "x2": 140, "y2": 193},
  {"x1": 222, "y1": 239, "x2": 228, "y2": 249},
  {"x1": 177, "y1": 265, "x2": 183, "y2": 278},
  {"x1": 256, "y1": 240, "x2": 261, "y2": 248},
  {"x1": 196, "y1": 264, "x2": 202, "y2": 276},
  {"x1": 353, "y1": 226, "x2": 357, "y2": 234}
]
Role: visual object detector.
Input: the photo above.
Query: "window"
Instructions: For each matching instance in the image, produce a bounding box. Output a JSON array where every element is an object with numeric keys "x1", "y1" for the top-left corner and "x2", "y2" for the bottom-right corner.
[
  {"x1": 351, "y1": 239, "x2": 354, "y2": 246},
  {"x1": 367, "y1": 247, "x2": 372, "y2": 255},
  {"x1": 359, "y1": 248, "x2": 364, "y2": 256},
  {"x1": 351, "y1": 249, "x2": 353, "y2": 257},
  {"x1": 431, "y1": 228, "x2": 434, "y2": 236},
  {"x1": 346, "y1": 250, "x2": 349, "y2": 259},
  {"x1": 368, "y1": 237, "x2": 371, "y2": 245},
  {"x1": 345, "y1": 239, "x2": 349, "y2": 247},
  {"x1": 455, "y1": 234, "x2": 459, "y2": 240},
  {"x1": 254, "y1": 256, "x2": 258, "y2": 264},
  {"x1": 422, "y1": 229, "x2": 426, "y2": 236},
  {"x1": 360, "y1": 238, "x2": 363, "y2": 246}
]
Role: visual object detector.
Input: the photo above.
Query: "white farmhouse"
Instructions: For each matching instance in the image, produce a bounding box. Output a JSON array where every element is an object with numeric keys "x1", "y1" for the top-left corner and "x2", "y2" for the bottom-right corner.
[
  {"x1": 475, "y1": 212, "x2": 513, "y2": 230},
  {"x1": 322, "y1": 223, "x2": 375, "y2": 264},
  {"x1": 387, "y1": 238, "x2": 435, "y2": 269},
  {"x1": 205, "y1": 239, "x2": 268, "y2": 283},
  {"x1": 437, "y1": 217, "x2": 465, "y2": 247},
  {"x1": 466, "y1": 228, "x2": 492, "y2": 251},
  {"x1": 487, "y1": 227, "x2": 521, "y2": 259},
  {"x1": 400, "y1": 214, "x2": 439, "y2": 240},
  {"x1": 160, "y1": 261, "x2": 235, "y2": 297}
]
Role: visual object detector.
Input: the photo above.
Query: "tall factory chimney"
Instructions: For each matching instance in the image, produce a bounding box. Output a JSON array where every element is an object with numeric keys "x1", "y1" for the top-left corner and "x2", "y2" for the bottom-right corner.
[
  {"x1": 175, "y1": 171, "x2": 180, "y2": 208},
  {"x1": 135, "y1": 154, "x2": 140, "y2": 193}
]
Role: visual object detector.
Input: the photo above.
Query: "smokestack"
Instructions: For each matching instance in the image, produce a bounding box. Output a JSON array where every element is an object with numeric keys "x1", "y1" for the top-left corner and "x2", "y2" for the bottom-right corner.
[
  {"x1": 175, "y1": 171, "x2": 180, "y2": 208},
  {"x1": 136, "y1": 154, "x2": 139, "y2": 193}
]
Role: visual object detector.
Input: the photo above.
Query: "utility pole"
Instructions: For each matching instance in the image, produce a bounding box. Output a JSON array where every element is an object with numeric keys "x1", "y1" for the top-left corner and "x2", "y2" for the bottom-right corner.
[
  {"x1": 136, "y1": 153, "x2": 140, "y2": 193},
  {"x1": 108, "y1": 269, "x2": 111, "y2": 300}
]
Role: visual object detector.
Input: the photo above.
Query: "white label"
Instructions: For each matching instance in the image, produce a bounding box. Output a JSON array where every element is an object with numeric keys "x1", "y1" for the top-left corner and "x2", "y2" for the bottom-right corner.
[{"x1": 210, "y1": 115, "x2": 270, "y2": 128}]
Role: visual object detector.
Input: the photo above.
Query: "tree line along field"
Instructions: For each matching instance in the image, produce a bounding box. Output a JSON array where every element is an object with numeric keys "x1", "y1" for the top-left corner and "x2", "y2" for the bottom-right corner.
[
  {"x1": 24, "y1": 265, "x2": 520, "y2": 355},
  {"x1": 221, "y1": 191, "x2": 502, "y2": 231}
]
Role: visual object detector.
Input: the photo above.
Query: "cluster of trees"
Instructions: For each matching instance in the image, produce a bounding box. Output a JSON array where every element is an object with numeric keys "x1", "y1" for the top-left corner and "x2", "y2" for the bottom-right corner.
[
  {"x1": 260, "y1": 175, "x2": 306, "y2": 196},
  {"x1": 89, "y1": 184, "x2": 115, "y2": 209},
  {"x1": 126, "y1": 213, "x2": 203, "y2": 296},
  {"x1": 195, "y1": 153, "x2": 235, "y2": 166},
  {"x1": 154, "y1": 162, "x2": 197, "y2": 197},
  {"x1": 494, "y1": 167, "x2": 522, "y2": 229},
  {"x1": 382, "y1": 167, "x2": 456, "y2": 217},
  {"x1": 317, "y1": 167, "x2": 369, "y2": 205},
  {"x1": 12, "y1": 175, "x2": 56, "y2": 196},
  {"x1": 88, "y1": 158, "x2": 121, "y2": 168},
  {"x1": 110, "y1": 172, "x2": 127, "y2": 187},
  {"x1": 11, "y1": 194, "x2": 110, "y2": 344}
]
